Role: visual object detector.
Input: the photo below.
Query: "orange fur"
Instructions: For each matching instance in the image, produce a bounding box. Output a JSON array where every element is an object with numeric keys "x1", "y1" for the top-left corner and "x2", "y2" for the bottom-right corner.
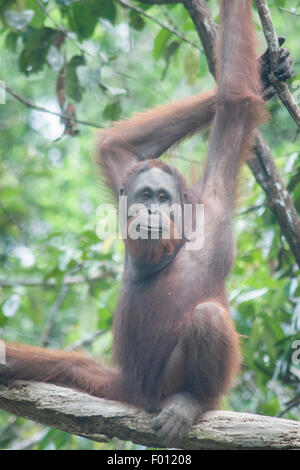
[{"x1": 1, "y1": 2, "x2": 266, "y2": 428}]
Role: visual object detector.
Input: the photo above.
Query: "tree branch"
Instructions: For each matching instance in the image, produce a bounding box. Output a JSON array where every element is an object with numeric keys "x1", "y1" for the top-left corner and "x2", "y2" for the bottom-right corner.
[
  {"x1": 277, "y1": 394, "x2": 300, "y2": 418},
  {"x1": 0, "y1": 381, "x2": 299, "y2": 450},
  {"x1": 35, "y1": 0, "x2": 93, "y2": 58},
  {"x1": 255, "y1": 0, "x2": 300, "y2": 129},
  {"x1": 66, "y1": 330, "x2": 105, "y2": 351},
  {"x1": 5, "y1": 85, "x2": 102, "y2": 129},
  {"x1": 0, "y1": 272, "x2": 107, "y2": 288},
  {"x1": 279, "y1": 7, "x2": 300, "y2": 17}
]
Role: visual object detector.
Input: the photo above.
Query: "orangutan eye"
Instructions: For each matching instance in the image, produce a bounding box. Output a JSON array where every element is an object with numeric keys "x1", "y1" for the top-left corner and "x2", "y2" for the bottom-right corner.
[
  {"x1": 158, "y1": 192, "x2": 169, "y2": 203},
  {"x1": 141, "y1": 189, "x2": 152, "y2": 201}
]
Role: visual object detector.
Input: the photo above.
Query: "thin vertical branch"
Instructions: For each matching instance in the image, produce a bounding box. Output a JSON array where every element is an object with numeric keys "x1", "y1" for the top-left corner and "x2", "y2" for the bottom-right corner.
[
  {"x1": 255, "y1": 0, "x2": 300, "y2": 128},
  {"x1": 248, "y1": 133, "x2": 300, "y2": 267}
]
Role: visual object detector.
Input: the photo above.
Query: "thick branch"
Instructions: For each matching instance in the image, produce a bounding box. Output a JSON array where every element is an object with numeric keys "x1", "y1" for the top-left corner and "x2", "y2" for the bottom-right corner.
[
  {"x1": 255, "y1": 0, "x2": 300, "y2": 129},
  {"x1": 0, "y1": 381, "x2": 299, "y2": 450}
]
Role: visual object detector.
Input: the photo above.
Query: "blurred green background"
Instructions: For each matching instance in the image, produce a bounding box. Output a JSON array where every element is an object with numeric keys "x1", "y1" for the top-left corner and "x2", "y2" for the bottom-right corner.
[{"x1": 0, "y1": 0, "x2": 299, "y2": 450}]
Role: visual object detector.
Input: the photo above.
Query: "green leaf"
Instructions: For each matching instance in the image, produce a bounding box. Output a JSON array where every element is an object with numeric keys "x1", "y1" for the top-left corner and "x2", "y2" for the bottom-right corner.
[
  {"x1": 5, "y1": 31, "x2": 18, "y2": 52},
  {"x1": 97, "y1": 307, "x2": 112, "y2": 329},
  {"x1": 259, "y1": 396, "x2": 281, "y2": 416},
  {"x1": 68, "y1": 2, "x2": 98, "y2": 40},
  {"x1": 66, "y1": 55, "x2": 86, "y2": 102},
  {"x1": 163, "y1": 40, "x2": 180, "y2": 62},
  {"x1": 153, "y1": 29, "x2": 171, "y2": 61},
  {"x1": 0, "y1": 0, "x2": 15, "y2": 16},
  {"x1": 250, "y1": 318, "x2": 264, "y2": 345},
  {"x1": 103, "y1": 101, "x2": 121, "y2": 121},
  {"x1": 55, "y1": 0, "x2": 74, "y2": 5},
  {"x1": 129, "y1": 11, "x2": 145, "y2": 31},
  {"x1": 184, "y1": 50, "x2": 198, "y2": 85},
  {"x1": 19, "y1": 27, "x2": 55, "y2": 74},
  {"x1": 98, "y1": 0, "x2": 116, "y2": 23},
  {"x1": 265, "y1": 316, "x2": 285, "y2": 342},
  {"x1": 26, "y1": 0, "x2": 45, "y2": 28},
  {"x1": 67, "y1": 0, "x2": 116, "y2": 40},
  {"x1": 80, "y1": 229, "x2": 100, "y2": 244},
  {"x1": 182, "y1": 20, "x2": 195, "y2": 32},
  {"x1": 198, "y1": 53, "x2": 208, "y2": 77}
]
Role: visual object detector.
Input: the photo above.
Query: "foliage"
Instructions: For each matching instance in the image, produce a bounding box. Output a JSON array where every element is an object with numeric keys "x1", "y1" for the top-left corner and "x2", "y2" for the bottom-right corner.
[{"x1": 0, "y1": 0, "x2": 299, "y2": 450}]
